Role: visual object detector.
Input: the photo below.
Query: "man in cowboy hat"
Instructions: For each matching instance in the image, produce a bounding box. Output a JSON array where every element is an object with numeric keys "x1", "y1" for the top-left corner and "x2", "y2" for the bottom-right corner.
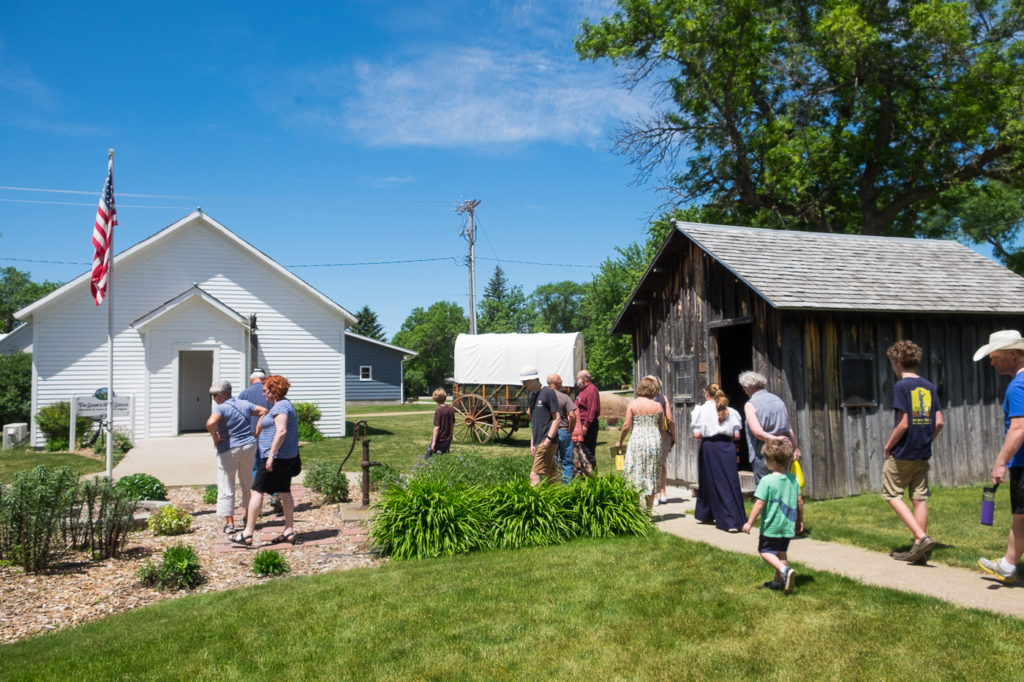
[{"x1": 974, "y1": 330, "x2": 1024, "y2": 583}]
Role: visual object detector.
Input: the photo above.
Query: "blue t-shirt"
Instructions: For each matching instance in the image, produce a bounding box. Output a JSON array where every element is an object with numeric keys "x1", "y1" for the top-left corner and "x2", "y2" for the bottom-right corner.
[
  {"x1": 258, "y1": 399, "x2": 299, "y2": 459},
  {"x1": 238, "y1": 381, "x2": 270, "y2": 433},
  {"x1": 1004, "y1": 372, "x2": 1024, "y2": 468},
  {"x1": 754, "y1": 472, "x2": 800, "y2": 539},
  {"x1": 212, "y1": 398, "x2": 257, "y2": 453},
  {"x1": 891, "y1": 376, "x2": 941, "y2": 461}
]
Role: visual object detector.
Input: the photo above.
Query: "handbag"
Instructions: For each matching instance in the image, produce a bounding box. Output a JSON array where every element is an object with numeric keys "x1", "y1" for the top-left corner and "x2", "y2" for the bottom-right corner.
[{"x1": 790, "y1": 459, "x2": 805, "y2": 490}]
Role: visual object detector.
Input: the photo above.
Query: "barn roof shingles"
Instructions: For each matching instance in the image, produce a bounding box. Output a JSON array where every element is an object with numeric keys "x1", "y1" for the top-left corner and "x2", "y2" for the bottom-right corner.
[{"x1": 678, "y1": 222, "x2": 1024, "y2": 313}]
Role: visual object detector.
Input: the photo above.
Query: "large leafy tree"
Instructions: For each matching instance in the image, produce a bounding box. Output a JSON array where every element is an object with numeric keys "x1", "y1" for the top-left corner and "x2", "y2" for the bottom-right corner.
[
  {"x1": 392, "y1": 301, "x2": 469, "y2": 399},
  {"x1": 531, "y1": 281, "x2": 585, "y2": 333},
  {"x1": 580, "y1": 219, "x2": 674, "y2": 388},
  {"x1": 478, "y1": 266, "x2": 533, "y2": 334},
  {"x1": 349, "y1": 305, "x2": 387, "y2": 341},
  {"x1": 1, "y1": 267, "x2": 61, "y2": 334},
  {"x1": 0, "y1": 351, "x2": 32, "y2": 426},
  {"x1": 577, "y1": 0, "x2": 1024, "y2": 247}
]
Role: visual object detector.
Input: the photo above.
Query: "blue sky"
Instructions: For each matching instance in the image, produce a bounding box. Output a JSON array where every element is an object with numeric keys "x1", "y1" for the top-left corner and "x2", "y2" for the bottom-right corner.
[{"x1": 0, "y1": 0, "x2": 665, "y2": 338}]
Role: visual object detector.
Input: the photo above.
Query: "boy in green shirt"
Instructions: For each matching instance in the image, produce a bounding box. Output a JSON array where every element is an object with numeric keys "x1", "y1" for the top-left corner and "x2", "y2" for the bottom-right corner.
[{"x1": 742, "y1": 439, "x2": 804, "y2": 593}]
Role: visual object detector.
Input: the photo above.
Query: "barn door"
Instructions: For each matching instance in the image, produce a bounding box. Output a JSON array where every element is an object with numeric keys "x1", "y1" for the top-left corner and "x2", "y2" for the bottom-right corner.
[{"x1": 178, "y1": 350, "x2": 213, "y2": 432}]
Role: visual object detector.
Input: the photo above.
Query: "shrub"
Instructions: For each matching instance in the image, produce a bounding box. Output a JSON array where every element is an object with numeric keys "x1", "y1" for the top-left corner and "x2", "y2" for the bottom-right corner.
[
  {"x1": 410, "y1": 452, "x2": 530, "y2": 488},
  {"x1": 485, "y1": 478, "x2": 571, "y2": 549},
  {"x1": 138, "y1": 542, "x2": 203, "y2": 590},
  {"x1": 294, "y1": 402, "x2": 323, "y2": 442},
  {"x1": 0, "y1": 466, "x2": 80, "y2": 571},
  {"x1": 77, "y1": 476, "x2": 138, "y2": 560},
  {"x1": 560, "y1": 475, "x2": 653, "y2": 539},
  {"x1": 202, "y1": 484, "x2": 218, "y2": 505},
  {"x1": 0, "y1": 351, "x2": 32, "y2": 426},
  {"x1": 252, "y1": 549, "x2": 290, "y2": 577},
  {"x1": 35, "y1": 402, "x2": 92, "y2": 451},
  {"x1": 115, "y1": 473, "x2": 168, "y2": 501},
  {"x1": 147, "y1": 505, "x2": 193, "y2": 536},
  {"x1": 370, "y1": 478, "x2": 490, "y2": 560},
  {"x1": 303, "y1": 461, "x2": 349, "y2": 503},
  {"x1": 370, "y1": 462, "x2": 403, "y2": 491},
  {"x1": 91, "y1": 429, "x2": 133, "y2": 456}
]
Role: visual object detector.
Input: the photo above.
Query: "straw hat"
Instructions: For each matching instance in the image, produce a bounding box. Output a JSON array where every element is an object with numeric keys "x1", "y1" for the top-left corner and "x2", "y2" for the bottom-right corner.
[{"x1": 973, "y1": 330, "x2": 1024, "y2": 361}]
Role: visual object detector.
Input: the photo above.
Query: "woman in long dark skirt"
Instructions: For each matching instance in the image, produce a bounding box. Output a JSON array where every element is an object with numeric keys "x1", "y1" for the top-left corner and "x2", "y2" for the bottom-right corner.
[{"x1": 691, "y1": 383, "x2": 746, "y2": 532}]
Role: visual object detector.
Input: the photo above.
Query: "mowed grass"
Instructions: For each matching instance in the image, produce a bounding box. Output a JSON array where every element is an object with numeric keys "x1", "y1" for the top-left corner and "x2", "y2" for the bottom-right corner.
[
  {"x1": 803, "y1": 483, "x2": 1015, "y2": 571},
  {"x1": 3, "y1": 532, "x2": 1023, "y2": 680},
  {"x1": 0, "y1": 448, "x2": 105, "y2": 484},
  {"x1": 302, "y1": 409, "x2": 622, "y2": 476}
]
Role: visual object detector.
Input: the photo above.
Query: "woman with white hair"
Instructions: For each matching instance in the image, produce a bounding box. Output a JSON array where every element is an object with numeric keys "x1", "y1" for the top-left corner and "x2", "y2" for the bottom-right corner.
[
  {"x1": 739, "y1": 370, "x2": 801, "y2": 484},
  {"x1": 206, "y1": 379, "x2": 268, "y2": 534}
]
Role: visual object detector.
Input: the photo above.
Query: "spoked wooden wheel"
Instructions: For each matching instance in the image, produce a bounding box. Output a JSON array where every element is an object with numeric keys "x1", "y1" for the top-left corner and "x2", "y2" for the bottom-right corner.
[
  {"x1": 495, "y1": 414, "x2": 519, "y2": 441},
  {"x1": 452, "y1": 395, "x2": 496, "y2": 443}
]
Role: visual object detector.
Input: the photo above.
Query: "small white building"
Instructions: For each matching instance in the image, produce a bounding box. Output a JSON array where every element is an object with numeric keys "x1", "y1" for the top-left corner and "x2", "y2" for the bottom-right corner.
[{"x1": 14, "y1": 210, "x2": 356, "y2": 446}]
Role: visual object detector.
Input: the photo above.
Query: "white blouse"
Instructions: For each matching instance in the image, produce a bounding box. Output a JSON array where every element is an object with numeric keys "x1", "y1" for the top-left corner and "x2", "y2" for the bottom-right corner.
[{"x1": 690, "y1": 400, "x2": 742, "y2": 438}]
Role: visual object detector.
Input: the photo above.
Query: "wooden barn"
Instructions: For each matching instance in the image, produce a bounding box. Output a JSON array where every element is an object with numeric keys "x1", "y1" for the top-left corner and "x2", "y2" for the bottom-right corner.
[{"x1": 612, "y1": 222, "x2": 1024, "y2": 499}]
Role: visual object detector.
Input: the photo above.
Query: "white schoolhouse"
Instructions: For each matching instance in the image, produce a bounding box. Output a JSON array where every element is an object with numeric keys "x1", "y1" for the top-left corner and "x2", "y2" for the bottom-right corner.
[{"x1": 14, "y1": 210, "x2": 357, "y2": 446}]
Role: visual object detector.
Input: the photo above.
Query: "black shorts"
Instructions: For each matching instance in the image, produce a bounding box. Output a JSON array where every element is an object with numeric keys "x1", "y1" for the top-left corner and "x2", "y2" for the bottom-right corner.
[
  {"x1": 252, "y1": 457, "x2": 294, "y2": 495},
  {"x1": 1010, "y1": 467, "x2": 1024, "y2": 515},
  {"x1": 758, "y1": 534, "x2": 791, "y2": 555}
]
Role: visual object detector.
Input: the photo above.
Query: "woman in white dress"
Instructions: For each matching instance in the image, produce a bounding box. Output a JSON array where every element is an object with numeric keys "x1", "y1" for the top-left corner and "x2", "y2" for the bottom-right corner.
[{"x1": 616, "y1": 376, "x2": 668, "y2": 509}]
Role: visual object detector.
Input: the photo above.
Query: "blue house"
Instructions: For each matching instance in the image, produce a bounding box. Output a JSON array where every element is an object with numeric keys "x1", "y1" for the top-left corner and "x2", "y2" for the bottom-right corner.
[{"x1": 345, "y1": 331, "x2": 417, "y2": 404}]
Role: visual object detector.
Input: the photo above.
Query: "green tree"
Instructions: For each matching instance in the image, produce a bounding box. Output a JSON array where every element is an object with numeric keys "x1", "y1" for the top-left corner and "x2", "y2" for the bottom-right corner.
[
  {"x1": 579, "y1": 218, "x2": 675, "y2": 389},
  {"x1": 478, "y1": 266, "x2": 533, "y2": 334},
  {"x1": 0, "y1": 351, "x2": 32, "y2": 426},
  {"x1": 350, "y1": 305, "x2": 387, "y2": 341},
  {"x1": 392, "y1": 301, "x2": 469, "y2": 399},
  {"x1": 577, "y1": 0, "x2": 1024, "y2": 244},
  {"x1": 1, "y1": 267, "x2": 61, "y2": 334},
  {"x1": 531, "y1": 281, "x2": 585, "y2": 333}
]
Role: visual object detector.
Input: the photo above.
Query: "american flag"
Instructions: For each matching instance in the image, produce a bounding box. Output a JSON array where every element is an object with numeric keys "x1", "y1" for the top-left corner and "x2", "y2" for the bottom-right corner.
[{"x1": 90, "y1": 156, "x2": 116, "y2": 306}]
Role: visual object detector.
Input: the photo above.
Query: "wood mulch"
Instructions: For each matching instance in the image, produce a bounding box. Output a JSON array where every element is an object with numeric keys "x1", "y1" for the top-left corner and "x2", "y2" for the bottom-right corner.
[{"x1": 0, "y1": 485, "x2": 383, "y2": 644}]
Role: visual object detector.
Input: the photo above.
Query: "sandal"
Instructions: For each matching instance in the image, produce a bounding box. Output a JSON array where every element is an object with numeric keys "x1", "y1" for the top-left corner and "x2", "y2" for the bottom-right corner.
[
  {"x1": 229, "y1": 531, "x2": 253, "y2": 548},
  {"x1": 223, "y1": 523, "x2": 238, "y2": 534},
  {"x1": 268, "y1": 532, "x2": 295, "y2": 545}
]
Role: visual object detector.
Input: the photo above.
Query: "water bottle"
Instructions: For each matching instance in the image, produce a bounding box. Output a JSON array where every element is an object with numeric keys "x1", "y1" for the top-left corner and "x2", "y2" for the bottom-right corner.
[{"x1": 981, "y1": 485, "x2": 997, "y2": 526}]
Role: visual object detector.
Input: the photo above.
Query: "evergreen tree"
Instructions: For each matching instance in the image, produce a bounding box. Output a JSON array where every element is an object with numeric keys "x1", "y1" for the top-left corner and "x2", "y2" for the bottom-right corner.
[{"x1": 350, "y1": 305, "x2": 386, "y2": 341}]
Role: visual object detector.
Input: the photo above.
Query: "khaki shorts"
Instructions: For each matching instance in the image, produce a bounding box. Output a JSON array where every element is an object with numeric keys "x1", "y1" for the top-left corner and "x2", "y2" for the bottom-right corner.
[
  {"x1": 881, "y1": 457, "x2": 930, "y2": 501},
  {"x1": 532, "y1": 440, "x2": 559, "y2": 484}
]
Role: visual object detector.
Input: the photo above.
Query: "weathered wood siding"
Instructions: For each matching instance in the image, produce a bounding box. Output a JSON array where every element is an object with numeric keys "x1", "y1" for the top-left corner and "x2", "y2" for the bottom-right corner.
[{"x1": 627, "y1": 239, "x2": 1024, "y2": 499}]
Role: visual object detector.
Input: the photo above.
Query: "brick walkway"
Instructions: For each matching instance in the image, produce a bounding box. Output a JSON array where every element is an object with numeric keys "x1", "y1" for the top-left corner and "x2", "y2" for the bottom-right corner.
[{"x1": 212, "y1": 484, "x2": 366, "y2": 553}]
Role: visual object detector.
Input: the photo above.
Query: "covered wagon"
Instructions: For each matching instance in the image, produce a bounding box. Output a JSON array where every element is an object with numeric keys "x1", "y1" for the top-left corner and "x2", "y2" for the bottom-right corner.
[{"x1": 451, "y1": 332, "x2": 586, "y2": 443}]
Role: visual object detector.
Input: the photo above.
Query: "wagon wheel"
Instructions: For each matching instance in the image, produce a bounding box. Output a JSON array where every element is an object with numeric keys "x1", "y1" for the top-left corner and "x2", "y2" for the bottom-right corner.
[
  {"x1": 452, "y1": 395, "x2": 496, "y2": 444},
  {"x1": 494, "y1": 413, "x2": 519, "y2": 441}
]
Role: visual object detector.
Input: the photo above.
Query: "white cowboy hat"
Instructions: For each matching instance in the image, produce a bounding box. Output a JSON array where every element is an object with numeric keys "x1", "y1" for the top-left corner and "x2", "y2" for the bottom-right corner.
[
  {"x1": 519, "y1": 365, "x2": 540, "y2": 382},
  {"x1": 973, "y1": 330, "x2": 1024, "y2": 361}
]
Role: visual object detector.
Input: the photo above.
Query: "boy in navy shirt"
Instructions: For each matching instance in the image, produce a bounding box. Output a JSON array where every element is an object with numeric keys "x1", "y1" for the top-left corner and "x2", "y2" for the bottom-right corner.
[{"x1": 882, "y1": 340, "x2": 944, "y2": 563}]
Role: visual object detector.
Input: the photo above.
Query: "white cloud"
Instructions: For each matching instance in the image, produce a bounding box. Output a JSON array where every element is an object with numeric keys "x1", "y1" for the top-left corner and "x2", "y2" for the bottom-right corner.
[{"x1": 265, "y1": 46, "x2": 643, "y2": 148}]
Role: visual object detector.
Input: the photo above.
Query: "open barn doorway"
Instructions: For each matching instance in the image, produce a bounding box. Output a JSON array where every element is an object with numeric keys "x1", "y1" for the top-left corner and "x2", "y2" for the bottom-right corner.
[{"x1": 712, "y1": 322, "x2": 752, "y2": 469}]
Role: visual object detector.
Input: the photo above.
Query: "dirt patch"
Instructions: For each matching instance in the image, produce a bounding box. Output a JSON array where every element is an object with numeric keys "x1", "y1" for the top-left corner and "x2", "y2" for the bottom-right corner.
[{"x1": 0, "y1": 485, "x2": 383, "y2": 644}]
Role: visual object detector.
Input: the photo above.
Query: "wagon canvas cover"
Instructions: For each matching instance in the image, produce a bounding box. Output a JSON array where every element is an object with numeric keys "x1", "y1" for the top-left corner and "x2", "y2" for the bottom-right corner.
[{"x1": 454, "y1": 333, "x2": 585, "y2": 387}]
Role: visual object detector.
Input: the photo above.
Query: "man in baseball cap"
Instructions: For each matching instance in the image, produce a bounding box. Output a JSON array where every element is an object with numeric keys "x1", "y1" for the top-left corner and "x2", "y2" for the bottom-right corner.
[{"x1": 975, "y1": 330, "x2": 1024, "y2": 583}]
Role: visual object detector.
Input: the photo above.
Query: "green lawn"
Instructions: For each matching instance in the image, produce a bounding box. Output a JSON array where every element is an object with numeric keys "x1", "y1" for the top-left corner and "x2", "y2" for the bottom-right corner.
[
  {"x1": 0, "y1": 448, "x2": 106, "y2": 484},
  {"x1": 2, "y1": 533, "x2": 1021, "y2": 679},
  {"x1": 302, "y1": 413, "x2": 622, "y2": 477},
  {"x1": 346, "y1": 403, "x2": 436, "y2": 415},
  {"x1": 803, "y1": 483, "x2": 1014, "y2": 571}
]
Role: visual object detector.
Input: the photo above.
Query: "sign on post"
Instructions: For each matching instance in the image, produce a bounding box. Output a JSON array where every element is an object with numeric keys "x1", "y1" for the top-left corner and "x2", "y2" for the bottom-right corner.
[{"x1": 74, "y1": 394, "x2": 132, "y2": 418}]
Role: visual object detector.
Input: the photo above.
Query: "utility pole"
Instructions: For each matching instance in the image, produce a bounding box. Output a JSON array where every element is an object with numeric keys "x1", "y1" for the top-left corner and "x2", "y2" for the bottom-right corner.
[{"x1": 457, "y1": 199, "x2": 480, "y2": 334}]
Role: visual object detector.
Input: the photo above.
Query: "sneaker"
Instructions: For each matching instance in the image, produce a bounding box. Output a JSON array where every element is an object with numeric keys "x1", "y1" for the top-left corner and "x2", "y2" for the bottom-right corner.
[
  {"x1": 782, "y1": 566, "x2": 795, "y2": 594},
  {"x1": 979, "y1": 557, "x2": 1018, "y2": 584},
  {"x1": 659, "y1": 493, "x2": 667, "y2": 504},
  {"x1": 652, "y1": 497, "x2": 661, "y2": 507},
  {"x1": 761, "y1": 580, "x2": 783, "y2": 591},
  {"x1": 904, "y1": 535, "x2": 935, "y2": 563}
]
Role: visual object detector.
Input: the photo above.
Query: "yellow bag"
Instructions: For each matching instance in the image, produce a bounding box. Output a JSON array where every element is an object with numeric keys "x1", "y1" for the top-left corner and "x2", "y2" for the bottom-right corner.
[
  {"x1": 610, "y1": 445, "x2": 625, "y2": 471},
  {"x1": 790, "y1": 459, "x2": 805, "y2": 490}
]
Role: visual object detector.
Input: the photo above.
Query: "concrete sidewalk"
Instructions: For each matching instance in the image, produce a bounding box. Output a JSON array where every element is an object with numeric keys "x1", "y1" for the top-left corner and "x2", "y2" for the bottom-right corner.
[
  {"x1": 113, "y1": 434, "x2": 310, "y2": 486},
  {"x1": 655, "y1": 485, "x2": 1023, "y2": 618}
]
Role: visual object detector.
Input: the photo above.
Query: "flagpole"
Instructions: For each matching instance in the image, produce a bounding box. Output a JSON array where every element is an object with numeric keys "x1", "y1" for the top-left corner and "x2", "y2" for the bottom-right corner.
[{"x1": 105, "y1": 148, "x2": 115, "y2": 478}]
